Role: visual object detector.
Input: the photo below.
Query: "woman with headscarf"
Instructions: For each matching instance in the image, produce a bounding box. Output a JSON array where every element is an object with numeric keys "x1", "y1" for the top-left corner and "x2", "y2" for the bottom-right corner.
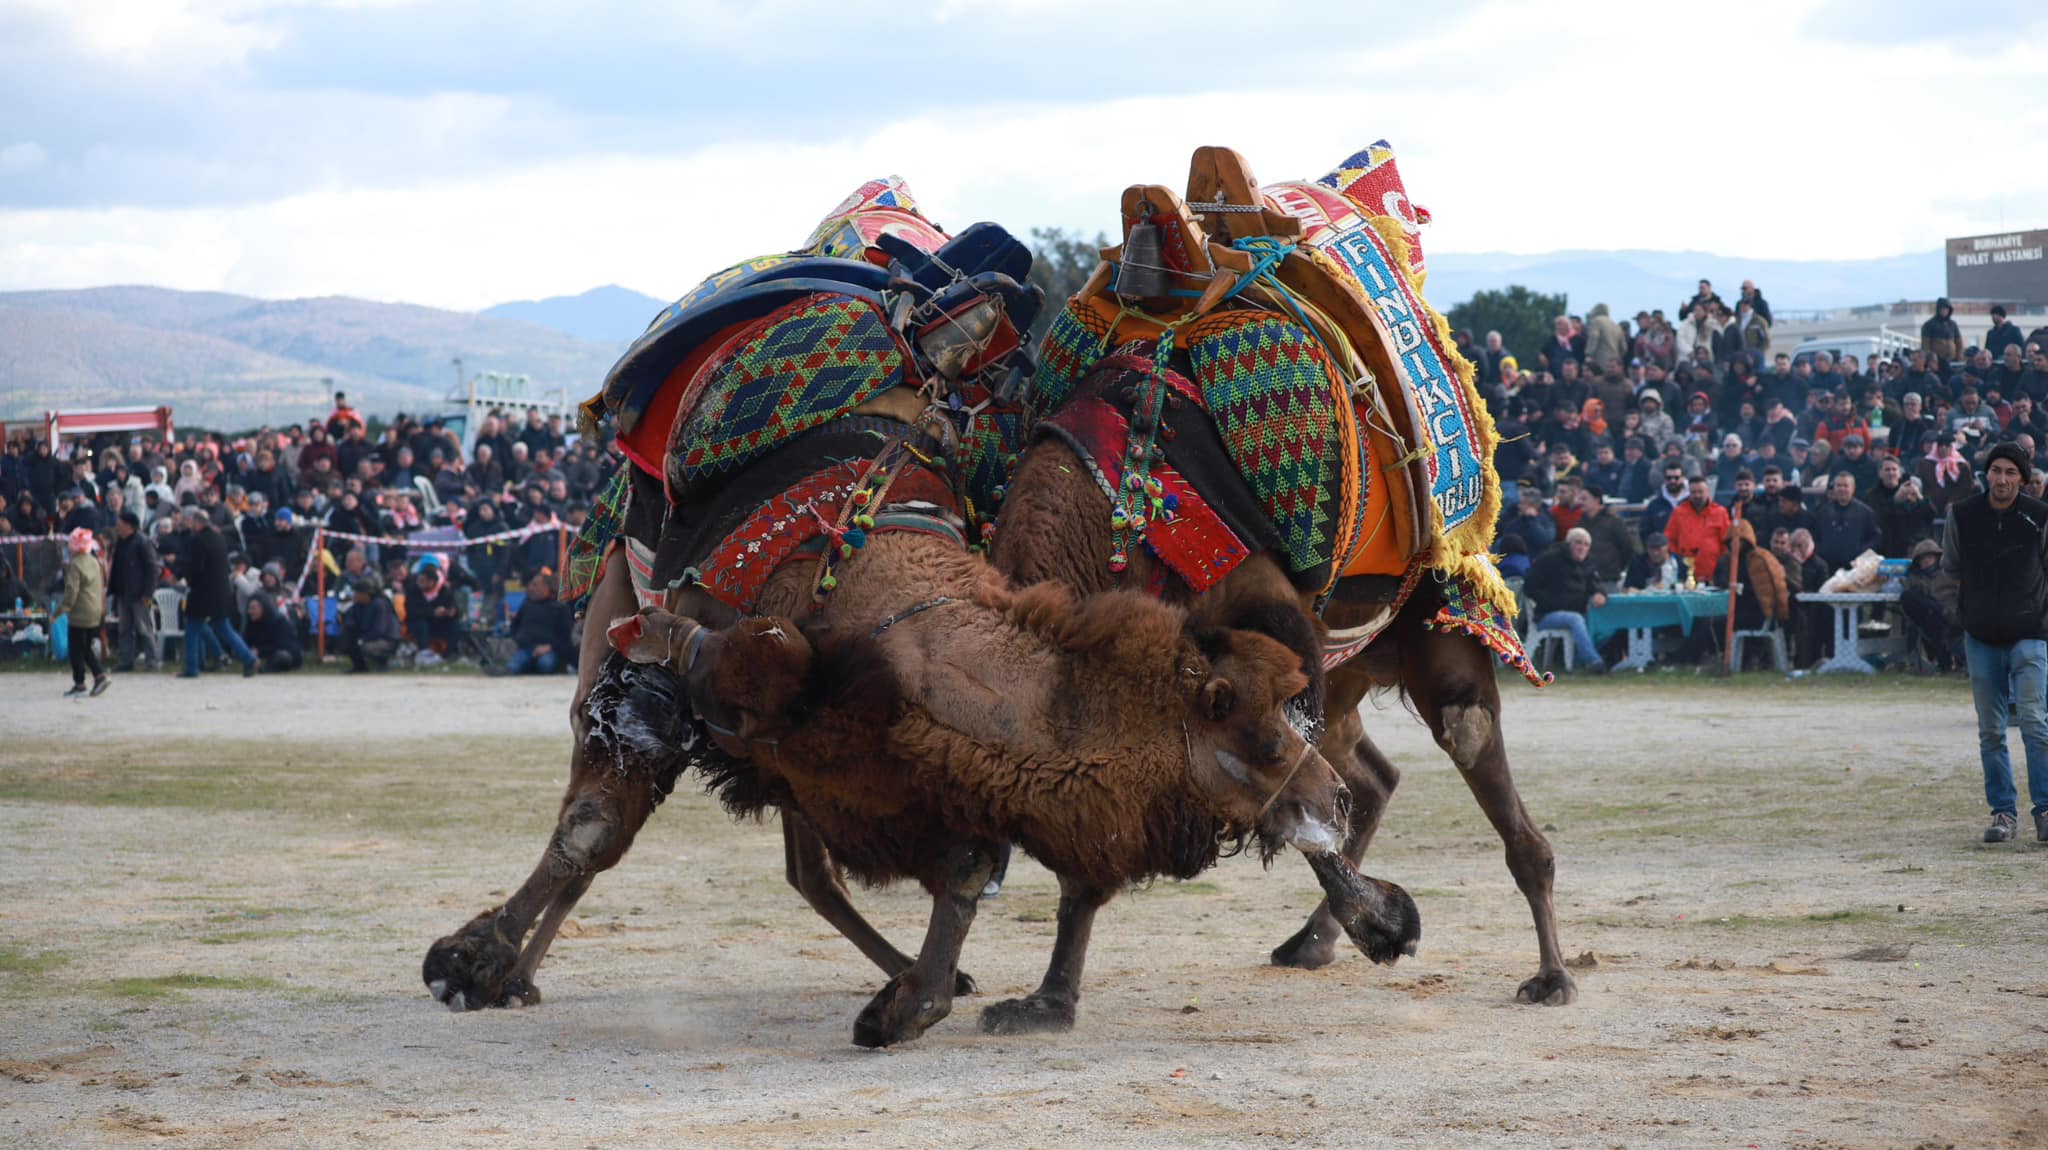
[
  {"x1": 56, "y1": 527, "x2": 109, "y2": 697},
  {"x1": 174, "y1": 459, "x2": 207, "y2": 503}
]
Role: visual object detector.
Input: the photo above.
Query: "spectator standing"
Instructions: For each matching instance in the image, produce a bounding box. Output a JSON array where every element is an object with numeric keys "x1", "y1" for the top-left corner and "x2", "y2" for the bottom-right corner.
[
  {"x1": 1522, "y1": 528, "x2": 1608, "y2": 672},
  {"x1": 178, "y1": 507, "x2": 257, "y2": 679},
  {"x1": 1813, "y1": 473, "x2": 1881, "y2": 573},
  {"x1": 1984, "y1": 305, "x2": 2024, "y2": 360},
  {"x1": 108, "y1": 510, "x2": 162, "y2": 672},
  {"x1": 504, "y1": 573, "x2": 572, "y2": 675},
  {"x1": 1582, "y1": 304, "x2": 1625, "y2": 373},
  {"x1": 56, "y1": 527, "x2": 109, "y2": 698},
  {"x1": 1940, "y1": 442, "x2": 2048, "y2": 843},
  {"x1": 1878, "y1": 472, "x2": 1937, "y2": 558},
  {"x1": 1664, "y1": 477, "x2": 1732, "y2": 583},
  {"x1": 1920, "y1": 299, "x2": 1963, "y2": 369}
]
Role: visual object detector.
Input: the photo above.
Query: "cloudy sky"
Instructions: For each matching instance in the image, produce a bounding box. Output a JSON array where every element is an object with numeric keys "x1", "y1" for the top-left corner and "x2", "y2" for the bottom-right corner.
[{"x1": 3, "y1": 0, "x2": 2044, "y2": 311}]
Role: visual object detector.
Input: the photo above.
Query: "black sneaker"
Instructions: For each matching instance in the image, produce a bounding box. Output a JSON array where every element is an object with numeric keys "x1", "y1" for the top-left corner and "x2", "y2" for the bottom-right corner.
[
  {"x1": 90, "y1": 676, "x2": 110, "y2": 697},
  {"x1": 242, "y1": 660, "x2": 257, "y2": 678},
  {"x1": 62, "y1": 684, "x2": 87, "y2": 698},
  {"x1": 1985, "y1": 812, "x2": 2018, "y2": 843},
  {"x1": 2035, "y1": 811, "x2": 2048, "y2": 843}
]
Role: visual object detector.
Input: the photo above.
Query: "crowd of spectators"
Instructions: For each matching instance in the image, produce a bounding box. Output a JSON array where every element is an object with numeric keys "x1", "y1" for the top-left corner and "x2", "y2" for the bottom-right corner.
[
  {"x1": 1474, "y1": 281, "x2": 2048, "y2": 674},
  {"x1": 0, "y1": 393, "x2": 620, "y2": 682}
]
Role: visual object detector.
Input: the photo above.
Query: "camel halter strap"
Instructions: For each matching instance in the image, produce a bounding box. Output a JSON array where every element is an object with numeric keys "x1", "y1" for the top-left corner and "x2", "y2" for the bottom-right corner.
[{"x1": 1254, "y1": 738, "x2": 1318, "y2": 824}]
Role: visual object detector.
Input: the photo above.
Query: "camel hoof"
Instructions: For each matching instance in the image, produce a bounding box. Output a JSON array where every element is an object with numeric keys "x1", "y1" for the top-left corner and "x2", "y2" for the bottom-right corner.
[
  {"x1": 978, "y1": 994, "x2": 1076, "y2": 1036},
  {"x1": 953, "y1": 969, "x2": 979, "y2": 997},
  {"x1": 1515, "y1": 969, "x2": 1578, "y2": 1006},
  {"x1": 492, "y1": 975, "x2": 542, "y2": 1009},
  {"x1": 422, "y1": 922, "x2": 520, "y2": 1012},
  {"x1": 852, "y1": 972, "x2": 950, "y2": 1048},
  {"x1": 1269, "y1": 920, "x2": 1340, "y2": 970}
]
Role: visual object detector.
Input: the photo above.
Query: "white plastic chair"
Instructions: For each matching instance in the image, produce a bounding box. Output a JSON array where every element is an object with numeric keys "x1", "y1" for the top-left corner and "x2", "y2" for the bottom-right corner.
[
  {"x1": 1527, "y1": 627, "x2": 1576, "y2": 672},
  {"x1": 153, "y1": 587, "x2": 185, "y2": 663},
  {"x1": 1731, "y1": 619, "x2": 1788, "y2": 672}
]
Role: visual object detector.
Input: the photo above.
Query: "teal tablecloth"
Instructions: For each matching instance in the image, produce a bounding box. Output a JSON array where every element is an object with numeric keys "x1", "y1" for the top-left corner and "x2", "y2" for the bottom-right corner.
[{"x1": 1588, "y1": 589, "x2": 1730, "y2": 643}]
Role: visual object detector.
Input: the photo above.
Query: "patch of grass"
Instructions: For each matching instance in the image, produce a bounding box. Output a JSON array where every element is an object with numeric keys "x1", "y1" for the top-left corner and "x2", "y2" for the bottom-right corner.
[
  {"x1": 1148, "y1": 881, "x2": 1223, "y2": 896},
  {"x1": 0, "y1": 945, "x2": 69, "y2": 976},
  {"x1": 197, "y1": 930, "x2": 292, "y2": 945},
  {"x1": 98, "y1": 974, "x2": 287, "y2": 1000},
  {"x1": 0, "y1": 738, "x2": 565, "y2": 833},
  {"x1": 1408, "y1": 888, "x2": 1468, "y2": 899},
  {"x1": 1805, "y1": 909, "x2": 1889, "y2": 924}
]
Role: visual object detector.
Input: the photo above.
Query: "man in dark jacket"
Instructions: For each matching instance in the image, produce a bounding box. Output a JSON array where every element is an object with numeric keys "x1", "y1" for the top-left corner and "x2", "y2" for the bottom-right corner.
[
  {"x1": 505, "y1": 573, "x2": 573, "y2": 675},
  {"x1": 339, "y1": 576, "x2": 400, "y2": 673},
  {"x1": 178, "y1": 507, "x2": 256, "y2": 679},
  {"x1": 1921, "y1": 298, "x2": 1963, "y2": 370},
  {"x1": 1576, "y1": 485, "x2": 1637, "y2": 583},
  {"x1": 1985, "y1": 305, "x2": 2025, "y2": 360},
  {"x1": 1813, "y1": 473, "x2": 1881, "y2": 574},
  {"x1": 1522, "y1": 528, "x2": 1607, "y2": 672},
  {"x1": 108, "y1": 511, "x2": 162, "y2": 672},
  {"x1": 1940, "y1": 442, "x2": 2048, "y2": 843}
]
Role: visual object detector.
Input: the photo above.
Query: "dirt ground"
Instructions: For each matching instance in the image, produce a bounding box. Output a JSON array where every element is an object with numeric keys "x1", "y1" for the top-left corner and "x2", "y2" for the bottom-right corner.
[{"x1": 2, "y1": 667, "x2": 2045, "y2": 1149}]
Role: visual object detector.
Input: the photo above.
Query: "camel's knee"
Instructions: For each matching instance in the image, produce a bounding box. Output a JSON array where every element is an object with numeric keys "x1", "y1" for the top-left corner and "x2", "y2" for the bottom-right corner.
[
  {"x1": 1433, "y1": 702, "x2": 1496, "y2": 771},
  {"x1": 1503, "y1": 827, "x2": 1556, "y2": 891},
  {"x1": 551, "y1": 795, "x2": 624, "y2": 874}
]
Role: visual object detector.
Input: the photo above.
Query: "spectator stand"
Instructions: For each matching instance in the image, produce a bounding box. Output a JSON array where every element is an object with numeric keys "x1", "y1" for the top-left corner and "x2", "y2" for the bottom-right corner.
[
  {"x1": 0, "y1": 532, "x2": 68, "y2": 658},
  {"x1": 305, "y1": 517, "x2": 568, "y2": 662}
]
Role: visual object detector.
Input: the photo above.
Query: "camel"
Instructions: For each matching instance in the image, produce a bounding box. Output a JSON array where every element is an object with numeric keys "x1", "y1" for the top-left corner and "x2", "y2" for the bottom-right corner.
[
  {"x1": 426, "y1": 529, "x2": 1418, "y2": 1046},
  {"x1": 990, "y1": 357, "x2": 1576, "y2": 1012}
]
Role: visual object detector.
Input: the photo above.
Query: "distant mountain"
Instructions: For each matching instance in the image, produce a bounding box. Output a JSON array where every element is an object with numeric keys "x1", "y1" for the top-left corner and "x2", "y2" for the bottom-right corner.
[
  {"x1": 481, "y1": 284, "x2": 666, "y2": 344},
  {"x1": 0, "y1": 286, "x2": 626, "y2": 431},
  {"x1": 1421, "y1": 249, "x2": 1945, "y2": 317}
]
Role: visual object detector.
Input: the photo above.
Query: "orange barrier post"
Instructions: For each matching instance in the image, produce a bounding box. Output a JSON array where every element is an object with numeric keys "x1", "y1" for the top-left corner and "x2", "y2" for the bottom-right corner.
[
  {"x1": 555, "y1": 517, "x2": 567, "y2": 579},
  {"x1": 1722, "y1": 498, "x2": 1746, "y2": 673}
]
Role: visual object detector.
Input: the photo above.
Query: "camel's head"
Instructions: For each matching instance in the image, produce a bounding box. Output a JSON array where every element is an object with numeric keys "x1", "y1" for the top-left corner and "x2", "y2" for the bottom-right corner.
[
  {"x1": 610, "y1": 608, "x2": 816, "y2": 754},
  {"x1": 1179, "y1": 627, "x2": 1350, "y2": 856}
]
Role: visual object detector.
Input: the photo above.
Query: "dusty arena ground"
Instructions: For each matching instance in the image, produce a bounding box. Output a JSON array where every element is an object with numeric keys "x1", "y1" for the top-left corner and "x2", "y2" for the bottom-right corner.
[{"x1": 2, "y1": 667, "x2": 2044, "y2": 1149}]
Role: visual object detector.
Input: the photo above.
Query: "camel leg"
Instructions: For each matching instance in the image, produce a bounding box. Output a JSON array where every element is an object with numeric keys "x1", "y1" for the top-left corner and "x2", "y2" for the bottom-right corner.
[
  {"x1": 850, "y1": 840, "x2": 998, "y2": 1048},
  {"x1": 1271, "y1": 666, "x2": 1400, "y2": 969},
  {"x1": 979, "y1": 876, "x2": 1112, "y2": 1035},
  {"x1": 782, "y1": 814, "x2": 982, "y2": 996},
  {"x1": 569, "y1": 549, "x2": 636, "y2": 741},
  {"x1": 1401, "y1": 624, "x2": 1575, "y2": 1006},
  {"x1": 424, "y1": 654, "x2": 690, "y2": 1010}
]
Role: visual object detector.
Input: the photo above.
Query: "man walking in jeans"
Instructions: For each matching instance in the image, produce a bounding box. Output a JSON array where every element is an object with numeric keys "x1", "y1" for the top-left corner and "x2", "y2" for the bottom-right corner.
[
  {"x1": 1942, "y1": 442, "x2": 2048, "y2": 842},
  {"x1": 178, "y1": 506, "x2": 257, "y2": 679}
]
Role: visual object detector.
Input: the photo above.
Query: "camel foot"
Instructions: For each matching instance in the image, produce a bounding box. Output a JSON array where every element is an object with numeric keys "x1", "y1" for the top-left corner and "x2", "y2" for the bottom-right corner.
[
  {"x1": 852, "y1": 972, "x2": 951, "y2": 1048},
  {"x1": 492, "y1": 975, "x2": 542, "y2": 1009},
  {"x1": 422, "y1": 916, "x2": 520, "y2": 1012},
  {"x1": 1304, "y1": 852, "x2": 1422, "y2": 966},
  {"x1": 953, "y1": 969, "x2": 979, "y2": 997},
  {"x1": 1515, "y1": 968, "x2": 1578, "y2": 1006},
  {"x1": 1268, "y1": 919, "x2": 1340, "y2": 970},
  {"x1": 978, "y1": 994, "x2": 1076, "y2": 1036}
]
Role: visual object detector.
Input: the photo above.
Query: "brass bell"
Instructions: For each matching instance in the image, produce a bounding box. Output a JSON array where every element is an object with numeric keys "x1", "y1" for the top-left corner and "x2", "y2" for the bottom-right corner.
[{"x1": 1115, "y1": 218, "x2": 1168, "y2": 300}]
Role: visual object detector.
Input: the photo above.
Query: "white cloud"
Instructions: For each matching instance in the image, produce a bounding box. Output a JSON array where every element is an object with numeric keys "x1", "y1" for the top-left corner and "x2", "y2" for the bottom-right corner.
[
  {"x1": 2, "y1": 0, "x2": 2043, "y2": 308},
  {"x1": 0, "y1": 142, "x2": 47, "y2": 172}
]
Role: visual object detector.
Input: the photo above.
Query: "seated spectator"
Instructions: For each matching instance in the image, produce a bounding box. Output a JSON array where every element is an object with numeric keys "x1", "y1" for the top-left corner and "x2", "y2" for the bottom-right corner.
[
  {"x1": 1500, "y1": 484, "x2": 1557, "y2": 556},
  {"x1": 1496, "y1": 533, "x2": 1531, "y2": 580},
  {"x1": 505, "y1": 573, "x2": 572, "y2": 676},
  {"x1": 1898, "y1": 538, "x2": 1962, "y2": 672},
  {"x1": 403, "y1": 555, "x2": 462, "y2": 664},
  {"x1": 1829, "y1": 434, "x2": 1879, "y2": 496},
  {"x1": 244, "y1": 592, "x2": 302, "y2": 673},
  {"x1": 1521, "y1": 528, "x2": 1607, "y2": 673},
  {"x1": 1625, "y1": 532, "x2": 1681, "y2": 590},
  {"x1": 1720, "y1": 520, "x2": 1791, "y2": 668},
  {"x1": 339, "y1": 576, "x2": 399, "y2": 673},
  {"x1": 1788, "y1": 528, "x2": 1832, "y2": 667},
  {"x1": 1549, "y1": 476, "x2": 1585, "y2": 535}
]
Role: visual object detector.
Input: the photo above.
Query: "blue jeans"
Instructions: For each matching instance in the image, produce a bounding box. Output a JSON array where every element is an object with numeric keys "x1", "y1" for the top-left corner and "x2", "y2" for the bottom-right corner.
[
  {"x1": 183, "y1": 616, "x2": 255, "y2": 676},
  {"x1": 506, "y1": 647, "x2": 559, "y2": 676},
  {"x1": 1536, "y1": 611, "x2": 1604, "y2": 669},
  {"x1": 1964, "y1": 635, "x2": 2048, "y2": 817}
]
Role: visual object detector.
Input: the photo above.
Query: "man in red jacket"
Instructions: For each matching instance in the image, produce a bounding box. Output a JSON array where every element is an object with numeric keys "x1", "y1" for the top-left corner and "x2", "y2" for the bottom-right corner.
[{"x1": 1665, "y1": 476, "x2": 1732, "y2": 584}]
